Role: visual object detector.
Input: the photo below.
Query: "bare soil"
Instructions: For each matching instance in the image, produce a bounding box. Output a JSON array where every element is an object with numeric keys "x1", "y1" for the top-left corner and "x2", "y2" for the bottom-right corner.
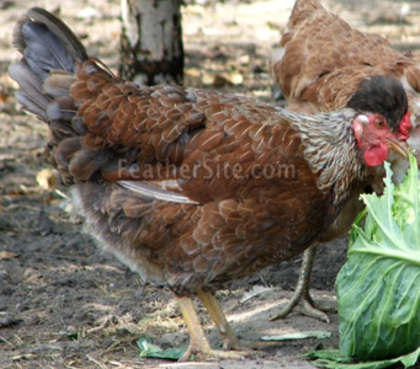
[{"x1": 1, "y1": 1, "x2": 420, "y2": 368}]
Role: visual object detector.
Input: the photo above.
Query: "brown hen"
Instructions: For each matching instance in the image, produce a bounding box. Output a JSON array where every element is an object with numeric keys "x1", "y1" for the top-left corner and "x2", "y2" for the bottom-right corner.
[
  {"x1": 270, "y1": 0, "x2": 420, "y2": 321},
  {"x1": 9, "y1": 7, "x2": 410, "y2": 360},
  {"x1": 273, "y1": 0, "x2": 420, "y2": 118}
]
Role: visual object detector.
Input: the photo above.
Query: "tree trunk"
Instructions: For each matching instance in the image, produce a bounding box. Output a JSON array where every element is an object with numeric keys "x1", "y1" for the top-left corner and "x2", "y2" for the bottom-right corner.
[{"x1": 119, "y1": 0, "x2": 184, "y2": 85}]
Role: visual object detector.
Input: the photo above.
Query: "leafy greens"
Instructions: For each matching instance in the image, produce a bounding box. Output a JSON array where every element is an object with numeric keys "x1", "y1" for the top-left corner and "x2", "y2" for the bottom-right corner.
[
  {"x1": 308, "y1": 154, "x2": 420, "y2": 369},
  {"x1": 336, "y1": 153, "x2": 420, "y2": 361}
]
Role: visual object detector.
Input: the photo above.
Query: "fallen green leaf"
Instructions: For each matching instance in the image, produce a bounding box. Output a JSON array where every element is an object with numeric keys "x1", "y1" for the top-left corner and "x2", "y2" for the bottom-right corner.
[
  {"x1": 261, "y1": 330, "x2": 331, "y2": 341},
  {"x1": 306, "y1": 346, "x2": 420, "y2": 369},
  {"x1": 136, "y1": 337, "x2": 186, "y2": 360}
]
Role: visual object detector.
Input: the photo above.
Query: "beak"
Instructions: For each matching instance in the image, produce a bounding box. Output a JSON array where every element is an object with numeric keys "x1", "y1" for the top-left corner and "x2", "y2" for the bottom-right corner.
[{"x1": 386, "y1": 138, "x2": 410, "y2": 159}]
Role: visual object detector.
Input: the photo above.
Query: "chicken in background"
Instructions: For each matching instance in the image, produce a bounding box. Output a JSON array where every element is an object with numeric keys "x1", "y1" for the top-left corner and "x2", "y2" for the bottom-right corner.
[
  {"x1": 272, "y1": 0, "x2": 420, "y2": 155},
  {"x1": 270, "y1": 0, "x2": 420, "y2": 322},
  {"x1": 9, "y1": 7, "x2": 410, "y2": 360}
]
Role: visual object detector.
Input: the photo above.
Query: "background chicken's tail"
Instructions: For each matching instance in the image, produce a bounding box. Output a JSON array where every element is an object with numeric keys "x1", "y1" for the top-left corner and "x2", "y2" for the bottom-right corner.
[{"x1": 9, "y1": 7, "x2": 87, "y2": 121}]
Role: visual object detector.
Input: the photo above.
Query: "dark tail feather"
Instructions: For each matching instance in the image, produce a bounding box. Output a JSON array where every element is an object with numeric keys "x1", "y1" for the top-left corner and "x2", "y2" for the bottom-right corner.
[
  {"x1": 12, "y1": 7, "x2": 87, "y2": 78},
  {"x1": 9, "y1": 62, "x2": 50, "y2": 119},
  {"x1": 9, "y1": 8, "x2": 114, "y2": 184},
  {"x1": 9, "y1": 7, "x2": 87, "y2": 120}
]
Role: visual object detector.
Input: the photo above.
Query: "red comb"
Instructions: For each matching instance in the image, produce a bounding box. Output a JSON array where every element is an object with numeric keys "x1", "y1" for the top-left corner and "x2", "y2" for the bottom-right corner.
[{"x1": 397, "y1": 112, "x2": 411, "y2": 141}]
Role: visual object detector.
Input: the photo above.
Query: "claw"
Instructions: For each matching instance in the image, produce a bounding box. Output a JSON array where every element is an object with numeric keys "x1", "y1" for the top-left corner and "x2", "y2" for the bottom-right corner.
[
  {"x1": 176, "y1": 293, "x2": 251, "y2": 361},
  {"x1": 271, "y1": 246, "x2": 331, "y2": 323}
]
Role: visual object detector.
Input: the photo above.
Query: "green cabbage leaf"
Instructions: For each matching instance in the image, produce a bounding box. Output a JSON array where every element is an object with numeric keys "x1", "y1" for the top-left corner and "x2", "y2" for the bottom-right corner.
[{"x1": 336, "y1": 153, "x2": 420, "y2": 361}]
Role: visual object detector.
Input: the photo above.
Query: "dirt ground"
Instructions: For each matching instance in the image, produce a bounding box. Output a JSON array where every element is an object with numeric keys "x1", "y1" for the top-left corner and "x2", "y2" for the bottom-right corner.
[{"x1": 1, "y1": 0, "x2": 419, "y2": 368}]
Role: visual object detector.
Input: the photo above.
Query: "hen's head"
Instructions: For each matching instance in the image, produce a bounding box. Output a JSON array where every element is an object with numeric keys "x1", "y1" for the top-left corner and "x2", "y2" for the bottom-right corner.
[
  {"x1": 347, "y1": 75, "x2": 410, "y2": 167},
  {"x1": 352, "y1": 113, "x2": 408, "y2": 166}
]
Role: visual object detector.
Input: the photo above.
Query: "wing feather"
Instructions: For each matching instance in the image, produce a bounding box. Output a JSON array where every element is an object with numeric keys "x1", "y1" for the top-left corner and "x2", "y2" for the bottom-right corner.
[{"x1": 118, "y1": 180, "x2": 199, "y2": 204}]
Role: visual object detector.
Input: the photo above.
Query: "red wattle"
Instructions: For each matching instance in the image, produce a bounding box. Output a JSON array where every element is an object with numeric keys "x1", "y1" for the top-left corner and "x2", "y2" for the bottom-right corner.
[{"x1": 364, "y1": 145, "x2": 388, "y2": 166}]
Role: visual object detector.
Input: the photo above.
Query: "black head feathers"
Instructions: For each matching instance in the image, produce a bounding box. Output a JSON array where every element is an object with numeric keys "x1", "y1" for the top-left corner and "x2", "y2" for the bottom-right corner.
[{"x1": 347, "y1": 75, "x2": 408, "y2": 131}]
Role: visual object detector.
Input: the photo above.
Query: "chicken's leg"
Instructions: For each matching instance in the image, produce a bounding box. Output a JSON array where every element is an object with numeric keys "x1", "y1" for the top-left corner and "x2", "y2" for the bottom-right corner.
[
  {"x1": 270, "y1": 246, "x2": 330, "y2": 323},
  {"x1": 197, "y1": 290, "x2": 241, "y2": 350},
  {"x1": 176, "y1": 295, "x2": 246, "y2": 361}
]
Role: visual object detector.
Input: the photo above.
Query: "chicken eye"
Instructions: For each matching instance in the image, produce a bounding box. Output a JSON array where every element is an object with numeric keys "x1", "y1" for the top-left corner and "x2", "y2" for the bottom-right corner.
[{"x1": 374, "y1": 119, "x2": 385, "y2": 128}]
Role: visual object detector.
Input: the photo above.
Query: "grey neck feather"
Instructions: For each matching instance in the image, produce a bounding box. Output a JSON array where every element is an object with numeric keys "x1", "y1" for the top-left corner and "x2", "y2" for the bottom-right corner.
[{"x1": 278, "y1": 107, "x2": 362, "y2": 205}]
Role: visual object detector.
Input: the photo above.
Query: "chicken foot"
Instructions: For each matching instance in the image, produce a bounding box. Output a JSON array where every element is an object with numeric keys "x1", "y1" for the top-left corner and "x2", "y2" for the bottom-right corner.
[
  {"x1": 270, "y1": 246, "x2": 330, "y2": 323},
  {"x1": 197, "y1": 290, "x2": 241, "y2": 350},
  {"x1": 176, "y1": 294, "x2": 248, "y2": 361}
]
